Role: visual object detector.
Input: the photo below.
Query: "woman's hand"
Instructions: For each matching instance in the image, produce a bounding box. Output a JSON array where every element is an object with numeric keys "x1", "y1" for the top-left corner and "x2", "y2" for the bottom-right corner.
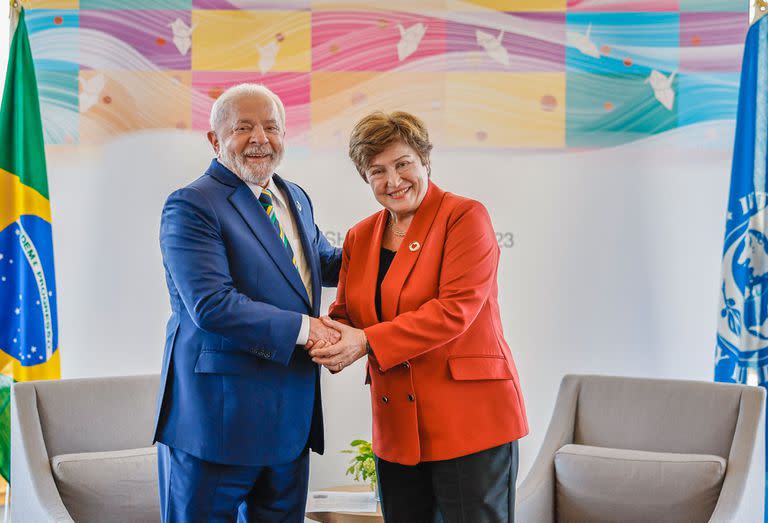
[{"x1": 309, "y1": 317, "x2": 368, "y2": 373}]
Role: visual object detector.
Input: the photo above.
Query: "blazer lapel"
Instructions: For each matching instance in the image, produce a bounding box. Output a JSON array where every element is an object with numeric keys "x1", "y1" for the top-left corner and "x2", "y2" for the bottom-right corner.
[
  {"x1": 228, "y1": 182, "x2": 311, "y2": 307},
  {"x1": 380, "y1": 182, "x2": 446, "y2": 321}
]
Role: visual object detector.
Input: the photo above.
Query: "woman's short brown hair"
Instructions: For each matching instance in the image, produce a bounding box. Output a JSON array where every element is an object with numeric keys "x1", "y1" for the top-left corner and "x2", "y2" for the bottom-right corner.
[{"x1": 348, "y1": 111, "x2": 433, "y2": 181}]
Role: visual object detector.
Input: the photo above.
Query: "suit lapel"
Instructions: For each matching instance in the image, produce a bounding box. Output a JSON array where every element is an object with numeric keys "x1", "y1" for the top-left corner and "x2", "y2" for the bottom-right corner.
[
  {"x1": 228, "y1": 181, "x2": 311, "y2": 308},
  {"x1": 274, "y1": 176, "x2": 318, "y2": 312},
  {"x1": 380, "y1": 182, "x2": 446, "y2": 321}
]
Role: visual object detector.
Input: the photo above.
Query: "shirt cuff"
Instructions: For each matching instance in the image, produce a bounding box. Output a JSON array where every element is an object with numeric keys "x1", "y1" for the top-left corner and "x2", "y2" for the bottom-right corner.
[{"x1": 296, "y1": 314, "x2": 310, "y2": 346}]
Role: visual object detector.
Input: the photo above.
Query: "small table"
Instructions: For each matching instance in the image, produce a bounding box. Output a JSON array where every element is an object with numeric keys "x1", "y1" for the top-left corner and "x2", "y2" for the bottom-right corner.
[{"x1": 305, "y1": 485, "x2": 383, "y2": 523}]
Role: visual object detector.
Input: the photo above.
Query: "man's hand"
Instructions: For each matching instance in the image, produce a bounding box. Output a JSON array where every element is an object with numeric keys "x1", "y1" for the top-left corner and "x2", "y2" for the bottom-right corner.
[
  {"x1": 309, "y1": 317, "x2": 368, "y2": 373},
  {"x1": 305, "y1": 316, "x2": 341, "y2": 350}
]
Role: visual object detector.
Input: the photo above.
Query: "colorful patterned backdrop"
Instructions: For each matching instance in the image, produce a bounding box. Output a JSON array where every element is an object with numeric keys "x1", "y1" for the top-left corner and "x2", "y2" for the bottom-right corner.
[{"x1": 23, "y1": 0, "x2": 748, "y2": 149}]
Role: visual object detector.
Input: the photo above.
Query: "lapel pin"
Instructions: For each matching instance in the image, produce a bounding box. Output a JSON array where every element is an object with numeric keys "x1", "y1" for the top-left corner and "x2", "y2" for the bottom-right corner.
[
  {"x1": 295, "y1": 201, "x2": 302, "y2": 212},
  {"x1": 409, "y1": 241, "x2": 420, "y2": 252}
]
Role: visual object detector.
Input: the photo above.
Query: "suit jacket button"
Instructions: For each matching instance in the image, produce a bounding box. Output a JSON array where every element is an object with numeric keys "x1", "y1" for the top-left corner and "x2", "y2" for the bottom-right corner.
[
  {"x1": 408, "y1": 394, "x2": 415, "y2": 402},
  {"x1": 378, "y1": 366, "x2": 384, "y2": 374},
  {"x1": 382, "y1": 396, "x2": 389, "y2": 404},
  {"x1": 402, "y1": 361, "x2": 410, "y2": 369}
]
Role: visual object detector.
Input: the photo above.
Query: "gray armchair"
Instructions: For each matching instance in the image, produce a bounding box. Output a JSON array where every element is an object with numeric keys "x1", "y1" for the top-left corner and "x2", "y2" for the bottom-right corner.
[
  {"x1": 516, "y1": 374, "x2": 765, "y2": 523},
  {"x1": 11, "y1": 374, "x2": 161, "y2": 522}
]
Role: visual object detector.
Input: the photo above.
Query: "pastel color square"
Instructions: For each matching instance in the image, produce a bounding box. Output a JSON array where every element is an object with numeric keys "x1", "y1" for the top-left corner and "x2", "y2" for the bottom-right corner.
[
  {"x1": 313, "y1": 1, "x2": 446, "y2": 10},
  {"x1": 27, "y1": 0, "x2": 79, "y2": 8},
  {"x1": 566, "y1": 13, "x2": 679, "y2": 76},
  {"x1": 78, "y1": 70, "x2": 192, "y2": 144},
  {"x1": 680, "y1": 13, "x2": 747, "y2": 72},
  {"x1": 678, "y1": 73, "x2": 739, "y2": 125},
  {"x1": 37, "y1": 69, "x2": 79, "y2": 145},
  {"x1": 80, "y1": 0, "x2": 191, "y2": 9},
  {"x1": 446, "y1": 0, "x2": 565, "y2": 10},
  {"x1": 310, "y1": 71, "x2": 445, "y2": 147},
  {"x1": 192, "y1": 10, "x2": 311, "y2": 72},
  {"x1": 192, "y1": 72, "x2": 310, "y2": 144},
  {"x1": 194, "y1": 0, "x2": 309, "y2": 7},
  {"x1": 312, "y1": 11, "x2": 446, "y2": 71},
  {"x1": 26, "y1": 10, "x2": 79, "y2": 72},
  {"x1": 679, "y1": 0, "x2": 749, "y2": 11},
  {"x1": 444, "y1": 72, "x2": 565, "y2": 148},
  {"x1": 80, "y1": 10, "x2": 191, "y2": 70},
  {"x1": 566, "y1": 72, "x2": 678, "y2": 147},
  {"x1": 567, "y1": 0, "x2": 677, "y2": 11},
  {"x1": 445, "y1": 12, "x2": 564, "y2": 72}
]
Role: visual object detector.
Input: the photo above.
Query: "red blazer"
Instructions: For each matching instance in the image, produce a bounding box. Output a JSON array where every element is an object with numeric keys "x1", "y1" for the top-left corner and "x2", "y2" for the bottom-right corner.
[{"x1": 329, "y1": 182, "x2": 528, "y2": 465}]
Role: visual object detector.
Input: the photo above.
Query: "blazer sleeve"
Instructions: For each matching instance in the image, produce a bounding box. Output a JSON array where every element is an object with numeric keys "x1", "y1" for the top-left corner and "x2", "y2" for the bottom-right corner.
[
  {"x1": 160, "y1": 187, "x2": 302, "y2": 366},
  {"x1": 364, "y1": 200, "x2": 499, "y2": 371},
  {"x1": 327, "y1": 229, "x2": 353, "y2": 326}
]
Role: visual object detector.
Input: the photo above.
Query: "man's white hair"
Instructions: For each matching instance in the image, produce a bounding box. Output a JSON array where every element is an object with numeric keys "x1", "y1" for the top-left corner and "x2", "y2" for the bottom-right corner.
[{"x1": 209, "y1": 83, "x2": 286, "y2": 132}]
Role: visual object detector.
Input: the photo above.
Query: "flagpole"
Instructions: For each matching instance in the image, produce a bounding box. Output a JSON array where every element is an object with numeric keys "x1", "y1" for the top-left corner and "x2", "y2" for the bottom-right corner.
[
  {"x1": 3, "y1": 7, "x2": 15, "y2": 521},
  {"x1": 754, "y1": 0, "x2": 768, "y2": 25},
  {"x1": 8, "y1": 1, "x2": 18, "y2": 37}
]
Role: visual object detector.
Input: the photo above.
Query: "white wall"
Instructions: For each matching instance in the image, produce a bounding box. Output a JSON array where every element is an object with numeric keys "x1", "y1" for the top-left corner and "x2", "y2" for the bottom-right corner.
[{"x1": 0, "y1": 3, "x2": 9, "y2": 90}]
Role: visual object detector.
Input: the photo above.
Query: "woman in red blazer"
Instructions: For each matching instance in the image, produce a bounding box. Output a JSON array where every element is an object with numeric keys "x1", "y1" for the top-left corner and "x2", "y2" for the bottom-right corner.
[{"x1": 309, "y1": 111, "x2": 528, "y2": 522}]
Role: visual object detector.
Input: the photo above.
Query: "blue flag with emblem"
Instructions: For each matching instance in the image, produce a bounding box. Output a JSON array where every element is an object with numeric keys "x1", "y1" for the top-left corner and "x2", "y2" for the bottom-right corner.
[{"x1": 715, "y1": 14, "x2": 768, "y2": 518}]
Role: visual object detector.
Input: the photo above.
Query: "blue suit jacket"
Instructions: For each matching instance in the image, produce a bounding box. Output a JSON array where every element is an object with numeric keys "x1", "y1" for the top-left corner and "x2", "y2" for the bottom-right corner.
[{"x1": 154, "y1": 159, "x2": 341, "y2": 466}]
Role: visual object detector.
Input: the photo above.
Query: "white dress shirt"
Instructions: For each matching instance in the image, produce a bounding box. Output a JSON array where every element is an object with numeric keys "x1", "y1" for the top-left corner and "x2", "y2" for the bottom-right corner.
[{"x1": 247, "y1": 177, "x2": 312, "y2": 346}]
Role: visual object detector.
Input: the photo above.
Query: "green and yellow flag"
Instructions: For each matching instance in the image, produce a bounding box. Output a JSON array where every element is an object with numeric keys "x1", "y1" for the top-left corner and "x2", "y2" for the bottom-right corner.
[{"x1": 0, "y1": 6, "x2": 61, "y2": 482}]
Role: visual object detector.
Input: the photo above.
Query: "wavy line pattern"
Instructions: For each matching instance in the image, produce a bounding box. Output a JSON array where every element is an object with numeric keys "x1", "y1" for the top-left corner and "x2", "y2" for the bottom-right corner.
[
  {"x1": 23, "y1": 4, "x2": 747, "y2": 148},
  {"x1": 80, "y1": 10, "x2": 192, "y2": 70},
  {"x1": 567, "y1": 0, "x2": 677, "y2": 11},
  {"x1": 445, "y1": 13, "x2": 565, "y2": 71},
  {"x1": 312, "y1": 12, "x2": 447, "y2": 71},
  {"x1": 191, "y1": 72, "x2": 310, "y2": 142},
  {"x1": 680, "y1": 13, "x2": 747, "y2": 71}
]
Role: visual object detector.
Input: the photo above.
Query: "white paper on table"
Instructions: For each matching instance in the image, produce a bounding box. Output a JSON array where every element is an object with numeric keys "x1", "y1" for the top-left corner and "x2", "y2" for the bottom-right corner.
[{"x1": 305, "y1": 490, "x2": 377, "y2": 513}]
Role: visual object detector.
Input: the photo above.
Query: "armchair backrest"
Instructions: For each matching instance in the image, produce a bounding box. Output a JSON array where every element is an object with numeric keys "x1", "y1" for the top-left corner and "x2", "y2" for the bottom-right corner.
[
  {"x1": 573, "y1": 375, "x2": 745, "y2": 458},
  {"x1": 29, "y1": 374, "x2": 160, "y2": 457}
]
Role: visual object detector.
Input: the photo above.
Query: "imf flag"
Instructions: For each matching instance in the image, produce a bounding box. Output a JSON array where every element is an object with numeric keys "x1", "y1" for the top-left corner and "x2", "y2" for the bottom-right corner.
[
  {"x1": 0, "y1": 7, "x2": 61, "y2": 482},
  {"x1": 716, "y1": 13, "x2": 768, "y2": 516}
]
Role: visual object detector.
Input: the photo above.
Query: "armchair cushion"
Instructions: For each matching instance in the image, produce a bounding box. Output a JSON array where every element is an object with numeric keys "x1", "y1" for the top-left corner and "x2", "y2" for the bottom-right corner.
[
  {"x1": 554, "y1": 444, "x2": 725, "y2": 523},
  {"x1": 50, "y1": 446, "x2": 159, "y2": 523}
]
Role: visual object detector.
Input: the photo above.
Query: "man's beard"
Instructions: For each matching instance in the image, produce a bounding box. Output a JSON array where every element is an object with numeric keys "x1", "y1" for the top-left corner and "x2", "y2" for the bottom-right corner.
[{"x1": 219, "y1": 145, "x2": 283, "y2": 186}]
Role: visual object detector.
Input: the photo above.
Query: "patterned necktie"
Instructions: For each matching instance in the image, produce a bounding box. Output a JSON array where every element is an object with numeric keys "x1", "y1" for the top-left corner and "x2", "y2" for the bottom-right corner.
[{"x1": 258, "y1": 188, "x2": 298, "y2": 269}]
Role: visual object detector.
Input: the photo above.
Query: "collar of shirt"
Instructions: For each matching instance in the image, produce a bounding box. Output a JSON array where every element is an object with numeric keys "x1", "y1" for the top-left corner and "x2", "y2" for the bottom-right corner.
[{"x1": 246, "y1": 176, "x2": 288, "y2": 210}]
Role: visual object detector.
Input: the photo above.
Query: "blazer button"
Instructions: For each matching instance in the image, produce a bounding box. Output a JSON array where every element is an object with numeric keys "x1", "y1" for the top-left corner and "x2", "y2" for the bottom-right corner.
[
  {"x1": 378, "y1": 366, "x2": 384, "y2": 374},
  {"x1": 402, "y1": 361, "x2": 410, "y2": 369},
  {"x1": 382, "y1": 396, "x2": 389, "y2": 404},
  {"x1": 408, "y1": 394, "x2": 415, "y2": 402}
]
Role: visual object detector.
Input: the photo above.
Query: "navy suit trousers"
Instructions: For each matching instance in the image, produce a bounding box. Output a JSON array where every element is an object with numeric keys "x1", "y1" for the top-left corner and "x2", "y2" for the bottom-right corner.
[{"x1": 157, "y1": 443, "x2": 310, "y2": 523}]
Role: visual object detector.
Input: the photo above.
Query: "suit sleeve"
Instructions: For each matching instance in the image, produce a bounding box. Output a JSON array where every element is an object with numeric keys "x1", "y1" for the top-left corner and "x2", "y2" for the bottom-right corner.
[
  {"x1": 327, "y1": 230, "x2": 353, "y2": 326},
  {"x1": 364, "y1": 201, "x2": 499, "y2": 371},
  {"x1": 160, "y1": 187, "x2": 302, "y2": 366}
]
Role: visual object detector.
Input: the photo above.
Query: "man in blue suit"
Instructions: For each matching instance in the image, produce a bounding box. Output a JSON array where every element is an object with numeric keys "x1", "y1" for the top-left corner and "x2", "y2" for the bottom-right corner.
[{"x1": 154, "y1": 83, "x2": 342, "y2": 522}]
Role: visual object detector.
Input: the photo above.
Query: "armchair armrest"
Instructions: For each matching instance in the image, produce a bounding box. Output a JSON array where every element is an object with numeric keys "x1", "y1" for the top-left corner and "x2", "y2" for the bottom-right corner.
[
  {"x1": 11, "y1": 383, "x2": 73, "y2": 522},
  {"x1": 515, "y1": 375, "x2": 581, "y2": 523},
  {"x1": 709, "y1": 386, "x2": 765, "y2": 523}
]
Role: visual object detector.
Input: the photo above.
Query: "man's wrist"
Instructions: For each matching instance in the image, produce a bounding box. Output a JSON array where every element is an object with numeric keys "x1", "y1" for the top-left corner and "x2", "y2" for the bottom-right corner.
[{"x1": 296, "y1": 314, "x2": 310, "y2": 345}]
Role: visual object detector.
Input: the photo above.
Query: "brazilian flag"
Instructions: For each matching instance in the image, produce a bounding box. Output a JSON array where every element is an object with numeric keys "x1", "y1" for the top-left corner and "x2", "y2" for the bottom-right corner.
[{"x1": 0, "y1": 7, "x2": 61, "y2": 482}]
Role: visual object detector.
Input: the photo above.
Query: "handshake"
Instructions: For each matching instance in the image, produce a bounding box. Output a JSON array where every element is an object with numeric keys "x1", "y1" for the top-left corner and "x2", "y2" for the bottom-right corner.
[{"x1": 304, "y1": 316, "x2": 368, "y2": 373}]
